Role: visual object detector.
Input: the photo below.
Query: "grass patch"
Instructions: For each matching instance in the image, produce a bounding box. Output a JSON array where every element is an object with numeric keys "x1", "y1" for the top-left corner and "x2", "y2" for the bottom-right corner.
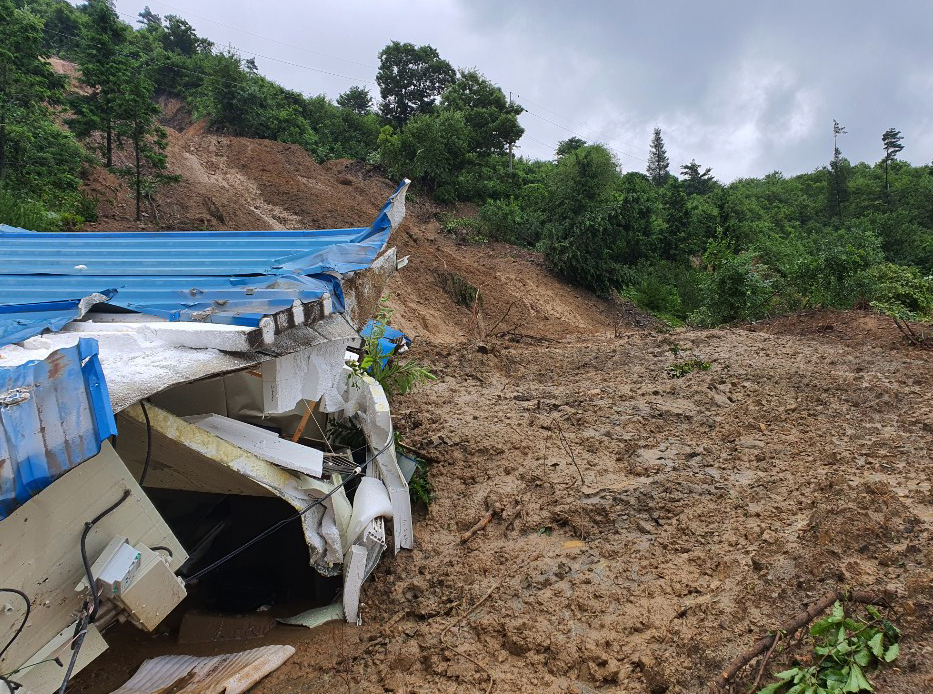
[{"x1": 436, "y1": 270, "x2": 482, "y2": 307}]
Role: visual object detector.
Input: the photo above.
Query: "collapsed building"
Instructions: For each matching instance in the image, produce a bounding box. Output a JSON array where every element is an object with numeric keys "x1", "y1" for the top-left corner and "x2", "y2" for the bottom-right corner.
[{"x1": 0, "y1": 182, "x2": 414, "y2": 694}]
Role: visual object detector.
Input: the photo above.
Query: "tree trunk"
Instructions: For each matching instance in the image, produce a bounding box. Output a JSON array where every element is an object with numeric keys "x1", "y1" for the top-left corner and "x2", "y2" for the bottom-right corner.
[
  {"x1": 106, "y1": 120, "x2": 113, "y2": 168},
  {"x1": 134, "y1": 135, "x2": 141, "y2": 222}
]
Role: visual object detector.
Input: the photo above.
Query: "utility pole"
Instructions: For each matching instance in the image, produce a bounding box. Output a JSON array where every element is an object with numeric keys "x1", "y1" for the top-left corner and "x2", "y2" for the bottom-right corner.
[{"x1": 508, "y1": 91, "x2": 513, "y2": 173}]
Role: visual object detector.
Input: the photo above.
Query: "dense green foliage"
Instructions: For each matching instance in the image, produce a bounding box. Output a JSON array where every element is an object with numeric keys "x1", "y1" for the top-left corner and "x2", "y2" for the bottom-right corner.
[{"x1": 4, "y1": 0, "x2": 932, "y2": 334}]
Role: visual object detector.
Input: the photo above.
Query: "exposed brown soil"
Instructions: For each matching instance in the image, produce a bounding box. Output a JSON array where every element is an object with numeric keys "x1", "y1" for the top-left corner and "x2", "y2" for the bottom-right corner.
[{"x1": 67, "y1": 106, "x2": 933, "y2": 694}]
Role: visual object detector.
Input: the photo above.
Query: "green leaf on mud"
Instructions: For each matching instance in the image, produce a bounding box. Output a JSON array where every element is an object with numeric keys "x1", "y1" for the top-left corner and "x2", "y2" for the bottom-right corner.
[
  {"x1": 842, "y1": 663, "x2": 872, "y2": 692},
  {"x1": 830, "y1": 601, "x2": 845, "y2": 622},
  {"x1": 884, "y1": 643, "x2": 900, "y2": 662},
  {"x1": 853, "y1": 647, "x2": 872, "y2": 667},
  {"x1": 867, "y1": 632, "x2": 884, "y2": 658},
  {"x1": 774, "y1": 668, "x2": 801, "y2": 680},
  {"x1": 865, "y1": 605, "x2": 882, "y2": 621},
  {"x1": 757, "y1": 682, "x2": 785, "y2": 694}
]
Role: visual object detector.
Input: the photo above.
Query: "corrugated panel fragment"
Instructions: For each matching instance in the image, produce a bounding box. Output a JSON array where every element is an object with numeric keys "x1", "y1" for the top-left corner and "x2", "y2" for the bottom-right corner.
[
  {"x1": 109, "y1": 645, "x2": 295, "y2": 694},
  {"x1": 0, "y1": 338, "x2": 117, "y2": 518},
  {"x1": 0, "y1": 181, "x2": 409, "y2": 347}
]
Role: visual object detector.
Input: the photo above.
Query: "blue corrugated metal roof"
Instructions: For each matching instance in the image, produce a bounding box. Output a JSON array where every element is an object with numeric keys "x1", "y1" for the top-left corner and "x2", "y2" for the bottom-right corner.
[
  {"x1": 0, "y1": 181, "x2": 408, "y2": 346},
  {"x1": 0, "y1": 338, "x2": 117, "y2": 518}
]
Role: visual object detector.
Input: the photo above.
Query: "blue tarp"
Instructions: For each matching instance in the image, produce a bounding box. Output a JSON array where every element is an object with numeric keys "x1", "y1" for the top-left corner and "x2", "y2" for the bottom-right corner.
[
  {"x1": 0, "y1": 181, "x2": 409, "y2": 346},
  {"x1": 0, "y1": 338, "x2": 117, "y2": 518},
  {"x1": 361, "y1": 320, "x2": 411, "y2": 367}
]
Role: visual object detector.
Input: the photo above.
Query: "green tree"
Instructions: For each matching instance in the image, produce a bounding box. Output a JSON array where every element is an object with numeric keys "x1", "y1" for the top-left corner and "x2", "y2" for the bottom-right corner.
[
  {"x1": 376, "y1": 41, "x2": 455, "y2": 126},
  {"x1": 647, "y1": 126, "x2": 670, "y2": 186},
  {"x1": 440, "y1": 69, "x2": 523, "y2": 155},
  {"x1": 72, "y1": 0, "x2": 132, "y2": 168},
  {"x1": 656, "y1": 178, "x2": 692, "y2": 259},
  {"x1": 336, "y1": 86, "x2": 372, "y2": 115},
  {"x1": 881, "y1": 127, "x2": 904, "y2": 197},
  {"x1": 680, "y1": 159, "x2": 715, "y2": 196},
  {"x1": 137, "y1": 5, "x2": 161, "y2": 28},
  {"x1": 828, "y1": 119, "x2": 849, "y2": 218},
  {"x1": 40, "y1": 0, "x2": 83, "y2": 57},
  {"x1": 0, "y1": 0, "x2": 65, "y2": 183},
  {"x1": 162, "y1": 14, "x2": 212, "y2": 56},
  {"x1": 556, "y1": 136, "x2": 586, "y2": 158},
  {"x1": 114, "y1": 63, "x2": 175, "y2": 221},
  {"x1": 379, "y1": 111, "x2": 470, "y2": 201}
]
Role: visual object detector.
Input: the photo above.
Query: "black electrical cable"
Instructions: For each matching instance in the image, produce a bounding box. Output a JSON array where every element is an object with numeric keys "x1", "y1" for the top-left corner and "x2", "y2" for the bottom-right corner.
[
  {"x1": 56, "y1": 612, "x2": 88, "y2": 694},
  {"x1": 0, "y1": 588, "x2": 30, "y2": 663},
  {"x1": 150, "y1": 546, "x2": 173, "y2": 558},
  {"x1": 57, "y1": 489, "x2": 132, "y2": 694},
  {"x1": 183, "y1": 437, "x2": 394, "y2": 586},
  {"x1": 138, "y1": 401, "x2": 153, "y2": 487},
  {"x1": 80, "y1": 489, "x2": 132, "y2": 626}
]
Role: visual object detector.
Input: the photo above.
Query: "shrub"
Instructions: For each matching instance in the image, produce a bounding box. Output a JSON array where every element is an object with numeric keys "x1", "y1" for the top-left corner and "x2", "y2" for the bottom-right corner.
[
  {"x1": 0, "y1": 188, "x2": 56, "y2": 231},
  {"x1": 695, "y1": 251, "x2": 776, "y2": 325}
]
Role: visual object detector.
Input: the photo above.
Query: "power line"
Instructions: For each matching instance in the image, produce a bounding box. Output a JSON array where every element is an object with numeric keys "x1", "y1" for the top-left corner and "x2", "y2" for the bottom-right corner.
[
  {"x1": 111, "y1": 9, "x2": 374, "y2": 86},
  {"x1": 520, "y1": 106, "x2": 648, "y2": 164},
  {"x1": 135, "y1": 0, "x2": 379, "y2": 70}
]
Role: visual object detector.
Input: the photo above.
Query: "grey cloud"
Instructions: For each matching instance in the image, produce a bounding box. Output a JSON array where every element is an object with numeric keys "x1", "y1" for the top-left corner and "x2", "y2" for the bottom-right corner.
[{"x1": 113, "y1": 0, "x2": 933, "y2": 180}]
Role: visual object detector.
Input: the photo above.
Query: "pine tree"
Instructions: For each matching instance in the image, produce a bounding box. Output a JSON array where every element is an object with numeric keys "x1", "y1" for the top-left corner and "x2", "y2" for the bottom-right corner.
[
  {"x1": 680, "y1": 159, "x2": 714, "y2": 196},
  {"x1": 114, "y1": 63, "x2": 176, "y2": 221},
  {"x1": 72, "y1": 0, "x2": 132, "y2": 168},
  {"x1": 646, "y1": 127, "x2": 670, "y2": 186},
  {"x1": 829, "y1": 120, "x2": 849, "y2": 218},
  {"x1": 881, "y1": 127, "x2": 905, "y2": 197},
  {"x1": 336, "y1": 86, "x2": 373, "y2": 115}
]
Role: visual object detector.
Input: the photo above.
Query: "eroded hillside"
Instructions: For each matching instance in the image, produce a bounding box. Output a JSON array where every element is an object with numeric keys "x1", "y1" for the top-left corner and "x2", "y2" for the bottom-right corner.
[{"x1": 69, "y1": 110, "x2": 933, "y2": 694}]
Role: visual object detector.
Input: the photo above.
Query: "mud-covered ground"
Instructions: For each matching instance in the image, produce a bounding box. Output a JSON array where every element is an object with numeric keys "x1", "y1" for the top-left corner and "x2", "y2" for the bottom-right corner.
[
  {"x1": 238, "y1": 315, "x2": 931, "y2": 694},
  {"x1": 54, "y1": 66, "x2": 932, "y2": 690}
]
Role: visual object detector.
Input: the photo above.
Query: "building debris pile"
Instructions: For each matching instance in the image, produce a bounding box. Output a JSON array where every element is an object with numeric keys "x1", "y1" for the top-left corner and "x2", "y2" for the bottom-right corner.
[{"x1": 0, "y1": 182, "x2": 413, "y2": 694}]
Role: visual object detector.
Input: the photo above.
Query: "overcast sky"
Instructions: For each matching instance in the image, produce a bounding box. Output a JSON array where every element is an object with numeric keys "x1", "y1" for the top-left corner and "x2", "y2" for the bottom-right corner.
[{"x1": 108, "y1": 0, "x2": 933, "y2": 182}]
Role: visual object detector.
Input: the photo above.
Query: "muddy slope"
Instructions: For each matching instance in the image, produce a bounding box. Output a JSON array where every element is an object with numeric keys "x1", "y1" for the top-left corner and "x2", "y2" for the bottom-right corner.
[{"x1": 67, "y1": 106, "x2": 933, "y2": 693}]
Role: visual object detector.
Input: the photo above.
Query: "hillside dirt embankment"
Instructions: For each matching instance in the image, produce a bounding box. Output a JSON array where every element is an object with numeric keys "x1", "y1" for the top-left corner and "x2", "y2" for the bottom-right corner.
[{"x1": 69, "y1": 108, "x2": 933, "y2": 694}]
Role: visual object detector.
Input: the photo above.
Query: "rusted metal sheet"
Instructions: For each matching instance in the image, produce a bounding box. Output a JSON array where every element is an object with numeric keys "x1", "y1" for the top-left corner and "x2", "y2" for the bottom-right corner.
[
  {"x1": 109, "y1": 645, "x2": 295, "y2": 694},
  {"x1": 0, "y1": 338, "x2": 116, "y2": 517}
]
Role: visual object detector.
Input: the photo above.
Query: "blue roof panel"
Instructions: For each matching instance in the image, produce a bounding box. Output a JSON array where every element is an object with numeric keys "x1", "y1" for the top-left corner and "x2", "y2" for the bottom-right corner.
[
  {"x1": 0, "y1": 181, "x2": 408, "y2": 346},
  {"x1": 0, "y1": 338, "x2": 117, "y2": 518}
]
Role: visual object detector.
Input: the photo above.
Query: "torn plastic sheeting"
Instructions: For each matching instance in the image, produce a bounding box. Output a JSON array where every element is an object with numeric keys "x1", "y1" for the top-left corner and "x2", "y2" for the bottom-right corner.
[
  {"x1": 109, "y1": 645, "x2": 295, "y2": 694},
  {"x1": 0, "y1": 337, "x2": 117, "y2": 518},
  {"x1": 360, "y1": 320, "x2": 411, "y2": 367},
  {"x1": 332, "y1": 368, "x2": 413, "y2": 554},
  {"x1": 278, "y1": 602, "x2": 344, "y2": 628},
  {"x1": 345, "y1": 477, "x2": 393, "y2": 549}
]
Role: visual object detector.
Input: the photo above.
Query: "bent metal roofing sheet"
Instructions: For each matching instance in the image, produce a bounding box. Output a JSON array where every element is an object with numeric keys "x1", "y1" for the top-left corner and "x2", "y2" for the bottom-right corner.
[
  {"x1": 0, "y1": 181, "x2": 408, "y2": 347},
  {"x1": 0, "y1": 338, "x2": 117, "y2": 518}
]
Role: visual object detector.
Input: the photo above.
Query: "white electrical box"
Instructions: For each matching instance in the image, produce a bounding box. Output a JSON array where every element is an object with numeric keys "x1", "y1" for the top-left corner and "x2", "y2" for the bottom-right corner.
[
  {"x1": 96, "y1": 540, "x2": 142, "y2": 598},
  {"x1": 78, "y1": 538, "x2": 187, "y2": 633},
  {"x1": 115, "y1": 545, "x2": 187, "y2": 631}
]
